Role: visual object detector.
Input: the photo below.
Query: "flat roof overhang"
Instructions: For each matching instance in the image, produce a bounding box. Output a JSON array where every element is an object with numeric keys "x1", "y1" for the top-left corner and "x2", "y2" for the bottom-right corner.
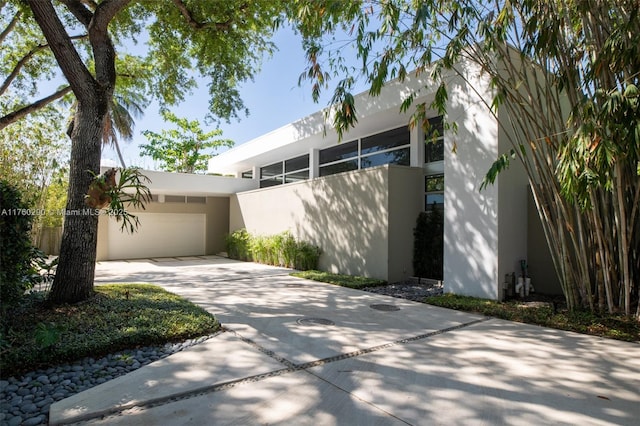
[
  {"x1": 208, "y1": 72, "x2": 439, "y2": 175},
  {"x1": 100, "y1": 168, "x2": 258, "y2": 197}
]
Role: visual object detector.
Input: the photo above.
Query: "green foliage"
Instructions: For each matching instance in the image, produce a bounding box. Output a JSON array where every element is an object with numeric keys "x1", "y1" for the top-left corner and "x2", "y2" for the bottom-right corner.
[
  {"x1": 0, "y1": 180, "x2": 40, "y2": 303},
  {"x1": 85, "y1": 167, "x2": 152, "y2": 234},
  {"x1": 425, "y1": 294, "x2": 639, "y2": 342},
  {"x1": 225, "y1": 229, "x2": 321, "y2": 270},
  {"x1": 34, "y1": 322, "x2": 63, "y2": 348},
  {"x1": 40, "y1": 175, "x2": 67, "y2": 228},
  {"x1": 294, "y1": 241, "x2": 323, "y2": 271},
  {"x1": 105, "y1": 167, "x2": 152, "y2": 234},
  {"x1": 140, "y1": 110, "x2": 234, "y2": 173},
  {"x1": 1, "y1": 0, "x2": 288, "y2": 305},
  {"x1": 0, "y1": 104, "x2": 68, "y2": 208},
  {"x1": 225, "y1": 228, "x2": 252, "y2": 261},
  {"x1": 291, "y1": 270, "x2": 386, "y2": 289},
  {"x1": 558, "y1": 83, "x2": 640, "y2": 206},
  {"x1": 480, "y1": 149, "x2": 516, "y2": 191},
  {"x1": 0, "y1": 284, "x2": 220, "y2": 375},
  {"x1": 412, "y1": 205, "x2": 444, "y2": 280}
]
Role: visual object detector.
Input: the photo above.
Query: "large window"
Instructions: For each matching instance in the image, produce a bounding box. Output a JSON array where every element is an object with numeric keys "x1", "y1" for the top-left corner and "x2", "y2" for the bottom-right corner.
[
  {"x1": 319, "y1": 126, "x2": 411, "y2": 177},
  {"x1": 361, "y1": 148, "x2": 410, "y2": 169},
  {"x1": 319, "y1": 140, "x2": 358, "y2": 164},
  {"x1": 259, "y1": 154, "x2": 309, "y2": 188}
]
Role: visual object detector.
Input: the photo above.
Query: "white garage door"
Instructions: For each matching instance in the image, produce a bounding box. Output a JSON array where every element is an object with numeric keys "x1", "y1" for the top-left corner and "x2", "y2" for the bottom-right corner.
[{"x1": 107, "y1": 212, "x2": 205, "y2": 260}]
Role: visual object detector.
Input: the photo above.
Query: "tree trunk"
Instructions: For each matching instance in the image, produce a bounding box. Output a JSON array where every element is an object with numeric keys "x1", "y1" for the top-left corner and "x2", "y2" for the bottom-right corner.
[
  {"x1": 26, "y1": 0, "x2": 125, "y2": 304},
  {"x1": 114, "y1": 139, "x2": 127, "y2": 168},
  {"x1": 49, "y1": 100, "x2": 106, "y2": 304}
]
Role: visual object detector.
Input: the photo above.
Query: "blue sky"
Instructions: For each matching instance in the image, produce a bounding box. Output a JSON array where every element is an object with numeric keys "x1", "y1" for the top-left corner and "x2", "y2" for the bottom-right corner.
[{"x1": 103, "y1": 25, "x2": 366, "y2": 169}]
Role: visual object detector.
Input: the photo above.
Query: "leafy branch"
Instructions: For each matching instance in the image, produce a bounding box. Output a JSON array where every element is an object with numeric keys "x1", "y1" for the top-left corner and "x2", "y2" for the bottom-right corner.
[{"x1": 87, "y1": 167, "x2": 152, "y2": 234}]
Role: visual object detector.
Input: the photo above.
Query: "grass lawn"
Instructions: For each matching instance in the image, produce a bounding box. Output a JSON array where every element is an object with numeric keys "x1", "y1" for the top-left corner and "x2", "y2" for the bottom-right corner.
[
  {"x1": 292, "y1": 271, "x2": 639, "y2": 342},
  {"x1": 0, "y1": 284, "x2": 220, "y2": 376},
  {"x1": 291, "y1": 270, "x2": 386, "y2": 289}
]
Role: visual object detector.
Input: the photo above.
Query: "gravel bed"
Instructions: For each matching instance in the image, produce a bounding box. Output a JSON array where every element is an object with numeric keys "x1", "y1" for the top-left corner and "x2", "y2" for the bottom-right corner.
[
  {"x1": 0, "y1": 334, "x2": 218, "y2": 426},
  {"x1": 362, "y1": 279, "x2": 444, "y2": 301}
]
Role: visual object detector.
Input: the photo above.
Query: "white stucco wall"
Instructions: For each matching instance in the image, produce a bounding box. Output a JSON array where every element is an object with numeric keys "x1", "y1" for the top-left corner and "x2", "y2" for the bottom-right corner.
[
  {"x1": 443, "y1": 64, "x2": 500, "y2": 299},
  {"x1": 231, "y1": 166, "x2": 391, "y2": 280}
]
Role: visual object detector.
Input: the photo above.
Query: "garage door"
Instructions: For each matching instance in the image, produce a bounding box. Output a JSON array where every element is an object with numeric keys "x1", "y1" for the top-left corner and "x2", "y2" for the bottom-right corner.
[{"x1": 107, "y1": 212, "x2": 206, "y2": 260}]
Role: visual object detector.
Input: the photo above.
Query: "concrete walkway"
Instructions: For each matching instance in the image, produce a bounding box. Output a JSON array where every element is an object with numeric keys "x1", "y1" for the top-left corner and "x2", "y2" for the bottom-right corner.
[{"x1": 50, "y1": 257, "x2": 640, "y2": 425}]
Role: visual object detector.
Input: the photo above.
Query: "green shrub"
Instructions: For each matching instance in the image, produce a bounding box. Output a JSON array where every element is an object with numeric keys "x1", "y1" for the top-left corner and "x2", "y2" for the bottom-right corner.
[
  {"x1": 225, "y1": 229, "x2": 252, "y2": 261},
  {"x1": 294, "y1": 242, "x2": 322, "y2": 271},
  {"x1": 413, "y1": 205, "x2": 444, "y2": 280},
  {"x1": 0, "y1": 180, "x2": 40, "y2": 303},
  {"x1": 226, "y1": 229, "x2": 321, "y2": 270}
]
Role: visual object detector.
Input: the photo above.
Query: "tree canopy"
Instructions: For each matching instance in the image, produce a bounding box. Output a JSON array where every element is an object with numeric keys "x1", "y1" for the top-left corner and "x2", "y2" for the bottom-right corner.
[
  {"x1": 140, "y1": 110, "x2": 233, "y2": 173},
  {"x1": 1, "y1": 0, "x2": 285, "y2": 303}
]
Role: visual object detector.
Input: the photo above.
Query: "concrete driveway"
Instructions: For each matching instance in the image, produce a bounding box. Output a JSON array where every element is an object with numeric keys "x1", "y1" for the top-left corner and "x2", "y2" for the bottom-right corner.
[{"x1": 50, "y1": 257, "x2": 640, "y2": 425}]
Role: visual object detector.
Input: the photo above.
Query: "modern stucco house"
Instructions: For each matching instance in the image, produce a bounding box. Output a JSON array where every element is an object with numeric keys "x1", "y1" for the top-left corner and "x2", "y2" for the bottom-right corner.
[{"x1": 97, "y1": 58, "x2": 560, "y2": 300}]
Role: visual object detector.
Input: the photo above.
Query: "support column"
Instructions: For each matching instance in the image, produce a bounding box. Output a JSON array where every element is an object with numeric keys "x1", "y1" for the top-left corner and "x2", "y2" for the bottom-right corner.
[{"x1": 309, "y1": 148, "x2": 320, "y2": 178}]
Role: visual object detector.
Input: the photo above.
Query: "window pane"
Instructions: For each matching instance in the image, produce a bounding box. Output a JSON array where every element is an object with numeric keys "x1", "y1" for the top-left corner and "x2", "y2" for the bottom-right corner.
[
  {"x1": 425, "y1": 139, "x2": 444, "y2": 163},
  {"x1": 260, "y1": 162, "x2": 282, "y2": 179},
  {"x1": 425, "y1": 197, "x2": 445, "y2": 213},
  {"x1": 241, "y1": 170, "x2": 253, "y2": 179},
  {"x1": 425, "y1": 116, "x2": 443, "y2": 139},
  {"x1": 361, "y1": 147, "x2": 410, "y2": 169},
  {"x1": 319, "y1": 159, "x2": 358, "y2": 177},
  {"x1": 424, "y1": 116, "x2": 444, "y2": 163},
  {"x1": 361, "y1": 126, "x2": 409, "y2": 155},
  {"x1": 285, "y1": 154, "x2": 309, "y2": 173},
  {"x1": 426, "y1": 193, "x2": 444, "y2": 205},
  {"x1": 284, "y1": 169, "x2": 309, "y2": 183},
  {"x1": 425, "y1": 175, "x2": 444, "y2": 191},
  {"x1": 260, "y1": 178, "x2": 282, "y2": 188},
  {"x1": 319, "y1": 140, "x2": 358, "y2": 164}
]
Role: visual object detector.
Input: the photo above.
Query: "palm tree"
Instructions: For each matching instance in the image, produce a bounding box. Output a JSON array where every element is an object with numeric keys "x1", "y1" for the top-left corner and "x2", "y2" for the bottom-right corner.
[
  {"x1": 101, "y1": 89, "x2": 146, "y2": 167},
  {"x1": 64, "y1": 86, "x2": 147, "y2": 168}
]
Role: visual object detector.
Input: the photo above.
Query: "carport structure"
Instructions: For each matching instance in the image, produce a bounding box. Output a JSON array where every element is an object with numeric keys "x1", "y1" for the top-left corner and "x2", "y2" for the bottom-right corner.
[{"x1": 96, "y1": 170, "x2": 257, "y2": 261}]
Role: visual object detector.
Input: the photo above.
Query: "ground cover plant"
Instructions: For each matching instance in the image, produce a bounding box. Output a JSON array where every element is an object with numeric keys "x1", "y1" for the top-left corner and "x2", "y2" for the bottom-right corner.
[
  {"x1": 0, "y1": 284, "x2": 220, "y2": 375},
  {"x1": 426, "y1": 294, "x2": 639, "y2": 342},
  {"x1": 291, "y1": 270, "x2": 386, "y2": 289}
]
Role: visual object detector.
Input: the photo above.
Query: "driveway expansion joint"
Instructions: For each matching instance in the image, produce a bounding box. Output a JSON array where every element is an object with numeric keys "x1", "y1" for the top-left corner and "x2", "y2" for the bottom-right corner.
[{"x1": 63, "y1": 317, "x2": 490, "y2": 425}]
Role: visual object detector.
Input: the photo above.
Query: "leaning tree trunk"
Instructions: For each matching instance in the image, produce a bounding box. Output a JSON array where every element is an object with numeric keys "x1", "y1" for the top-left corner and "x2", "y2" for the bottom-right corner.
[
  {"x1": 49, "y1": 100, "x2": 106, "y2": 303},
  {"x1": 27, "y1": 0, "x2": 125, "y2": 304}
]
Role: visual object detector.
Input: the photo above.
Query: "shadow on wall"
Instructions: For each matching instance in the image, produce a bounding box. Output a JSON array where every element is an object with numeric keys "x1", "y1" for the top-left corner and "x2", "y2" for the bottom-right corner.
[
  {"x1": 442, "y1": 68, "x2": 500, "y2": 299},
  {"x1": 294, "y1": 168, "x2": 389, "y2": 280},
  {"x1": 527, "y1": 187, "x2": 563, "y2": 295}
]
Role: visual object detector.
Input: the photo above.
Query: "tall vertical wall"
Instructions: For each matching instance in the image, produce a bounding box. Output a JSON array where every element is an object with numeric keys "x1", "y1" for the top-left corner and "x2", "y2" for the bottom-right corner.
[
  {"x1": 443, "y1": 64, "x2": 501, "y2": 299},
  {"x1": 497, "y1": 104, "x2": 530, "y2": 296}
]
